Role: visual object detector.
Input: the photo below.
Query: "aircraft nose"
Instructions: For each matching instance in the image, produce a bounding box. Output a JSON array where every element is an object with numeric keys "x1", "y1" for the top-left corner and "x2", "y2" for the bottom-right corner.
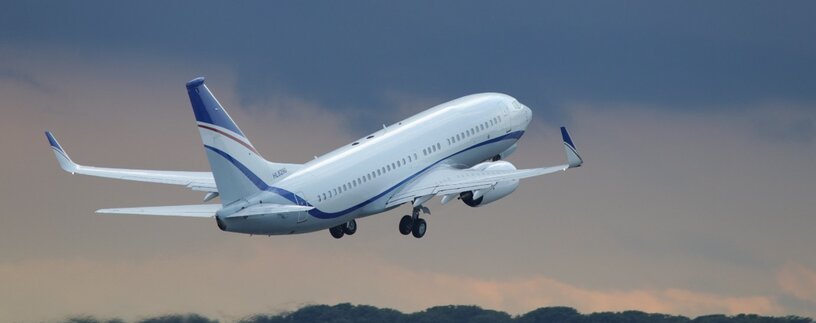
[{"x1": 522, "y1": 105, "x2": 532, "y2": 123}]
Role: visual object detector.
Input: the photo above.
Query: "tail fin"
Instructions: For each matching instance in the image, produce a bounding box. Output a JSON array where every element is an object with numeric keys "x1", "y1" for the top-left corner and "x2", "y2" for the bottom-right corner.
[{"x1": 186, "y1": 77, "x2": 273, "y2": 204}]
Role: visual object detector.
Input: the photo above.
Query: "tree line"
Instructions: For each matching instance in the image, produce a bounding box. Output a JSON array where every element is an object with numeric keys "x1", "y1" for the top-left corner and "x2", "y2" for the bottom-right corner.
[{"x1": 62, "y1": 303, "x2": 813, "y2": 323}]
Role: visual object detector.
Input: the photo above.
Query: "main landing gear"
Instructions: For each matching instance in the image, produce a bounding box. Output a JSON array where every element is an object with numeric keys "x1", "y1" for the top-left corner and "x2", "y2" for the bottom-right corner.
[
  {"x1": 329, "y1": 219, "x2": 357, "y2": 239},
  {"x1": 399, "y1": 205, "x2": 429, "y2": 238}
]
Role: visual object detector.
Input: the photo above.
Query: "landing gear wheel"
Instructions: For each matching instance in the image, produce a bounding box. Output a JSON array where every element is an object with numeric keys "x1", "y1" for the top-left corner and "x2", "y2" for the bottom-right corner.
[
  {"x1": 329, "y1": 225, "x2": 345, "y2": 239},
  {"x1": 343, "y1": 219, "x2": 357, "y2": 235},
  {"x1": 399, "y1": 215, "x2": 413, "y2": 235},
  {"x1": 411, "y1": 218, "x2": 427, "y2": 238}
]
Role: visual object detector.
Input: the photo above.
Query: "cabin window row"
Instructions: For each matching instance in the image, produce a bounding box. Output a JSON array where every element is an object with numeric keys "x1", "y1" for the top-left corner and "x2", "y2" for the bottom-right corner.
[
  {"x1": 317, "y1": 152, "x2": 420, "y2": 202},
  {"x1": 447, "y1": 116, "x2": 501, "y2": 146},
  {"x1": 317, "y1": 114, "x2": 505, "y2": 202},
  {"x1": 422, "y1": 142, "x2": 442, "y2": 156}
]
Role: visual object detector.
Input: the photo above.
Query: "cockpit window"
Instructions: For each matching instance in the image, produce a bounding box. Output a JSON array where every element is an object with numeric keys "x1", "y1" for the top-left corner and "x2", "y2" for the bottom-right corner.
[{"x1": 511, "y1": 100, "x2": 523, "y2": 110}]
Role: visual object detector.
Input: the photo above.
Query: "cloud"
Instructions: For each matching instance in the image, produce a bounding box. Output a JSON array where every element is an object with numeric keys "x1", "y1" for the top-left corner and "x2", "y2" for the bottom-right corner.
[
  {"x1": 2, "y1": 26, "x2": 816, "y2": 323},
  {"x1": 367, "y1": 267, "x2": 783, "y2": 317},
  {"x1": 0, "y1": 241, "x2": 787, "y2": 323},
  {"x1": 778, "y1": 263, "x2": 816, "y2": 304},
  {"x1": 2, "y1": 1, "x2": 816, "y2": 122}
]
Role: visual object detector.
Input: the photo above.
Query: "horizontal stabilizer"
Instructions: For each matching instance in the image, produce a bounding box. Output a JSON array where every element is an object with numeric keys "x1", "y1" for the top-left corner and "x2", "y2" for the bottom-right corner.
[
  {"x1": 224, "y1": 204, "x2": 313, "y2": 218},
  {"x1": 96, "y1": 204, "x2": 221, "y2": 217}
]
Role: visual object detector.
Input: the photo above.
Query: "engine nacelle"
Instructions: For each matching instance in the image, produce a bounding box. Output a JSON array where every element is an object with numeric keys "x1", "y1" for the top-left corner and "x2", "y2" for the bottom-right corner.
[{"x1": 460, "y1": 161, "x2": 520, "y2": 207}]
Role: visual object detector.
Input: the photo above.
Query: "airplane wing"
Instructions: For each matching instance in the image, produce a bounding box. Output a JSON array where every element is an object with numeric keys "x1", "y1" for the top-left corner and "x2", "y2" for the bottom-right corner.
[
  {"x1": 45, "y1": 131, "x2": 217, "y2": 192},
  {"x1": 97, "y1": 203, "x2": 313, "y2": 218},
  {"x1": 386, "y1": 126, "x2": 583, "y2": 207}
]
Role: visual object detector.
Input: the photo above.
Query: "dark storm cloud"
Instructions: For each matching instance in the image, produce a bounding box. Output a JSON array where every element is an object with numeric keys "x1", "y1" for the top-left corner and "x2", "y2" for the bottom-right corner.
[{"x1": 2, "y1": 1, "x2": 814, "y2": 128}]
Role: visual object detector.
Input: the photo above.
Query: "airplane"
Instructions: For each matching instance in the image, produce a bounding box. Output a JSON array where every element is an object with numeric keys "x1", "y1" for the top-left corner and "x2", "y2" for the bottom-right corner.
[{"x1": 45, "y1": 77, "x2": 583, "y2": 239}]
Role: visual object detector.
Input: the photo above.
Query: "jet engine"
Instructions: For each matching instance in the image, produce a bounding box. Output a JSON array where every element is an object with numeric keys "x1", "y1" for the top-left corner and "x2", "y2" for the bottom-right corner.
[{"x1": 460, "y1": 161, "x2": 520, "y2": 207}]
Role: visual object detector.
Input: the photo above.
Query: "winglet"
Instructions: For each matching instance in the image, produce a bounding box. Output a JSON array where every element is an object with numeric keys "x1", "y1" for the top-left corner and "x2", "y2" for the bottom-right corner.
[
  {"x1": 44, "y1": 131, "x2": 78, "y2": 173},
  {"x1": 561, "y1": 127, "x2": 583, "y2": 168}
]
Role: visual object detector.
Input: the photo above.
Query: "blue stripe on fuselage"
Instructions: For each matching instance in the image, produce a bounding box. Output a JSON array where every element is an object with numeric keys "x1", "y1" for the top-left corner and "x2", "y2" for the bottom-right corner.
[
  {"x1": 204, "y1": 145, "x2": 269, "y2": 191},
  {"x1": 206, "y1": 130, "x2": 524, "y2": 219}
]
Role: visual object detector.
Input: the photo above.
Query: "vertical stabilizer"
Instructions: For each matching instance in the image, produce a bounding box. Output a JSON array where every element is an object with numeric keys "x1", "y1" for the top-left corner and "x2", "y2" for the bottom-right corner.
[{"x1": 186, "y1": 77, "x2": 271, "y2": 204}]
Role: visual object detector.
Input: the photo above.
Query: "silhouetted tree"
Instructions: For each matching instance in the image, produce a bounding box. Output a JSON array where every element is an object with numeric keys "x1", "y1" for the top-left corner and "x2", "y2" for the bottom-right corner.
[
  {"x1": 517, "y1": 306, "x2": 583, "y2": 323},
  {"x1": 405, "y1": 305, "x2": 512, "y2": 323},
  {"x1": 137, "y1": 314, "x2": 218, "y2": 323},
  {"x1": 62, "y1": 316, "x2": 126, "y2": 323}
]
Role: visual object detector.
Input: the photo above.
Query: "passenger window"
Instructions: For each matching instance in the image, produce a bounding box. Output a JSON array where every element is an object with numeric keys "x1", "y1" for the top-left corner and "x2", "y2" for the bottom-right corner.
[
  {"x1": 402, "y1": 158, "x2": 406, "y2": 164},
  {"x1": 437, "y1": 143, "x2": 441, "y2": 150}
]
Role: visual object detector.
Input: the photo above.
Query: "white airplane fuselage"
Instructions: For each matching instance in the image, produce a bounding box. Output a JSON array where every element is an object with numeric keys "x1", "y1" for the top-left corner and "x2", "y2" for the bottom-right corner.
[{"x1": 220, "y1": 93, "x2": 532, "y2": 235}]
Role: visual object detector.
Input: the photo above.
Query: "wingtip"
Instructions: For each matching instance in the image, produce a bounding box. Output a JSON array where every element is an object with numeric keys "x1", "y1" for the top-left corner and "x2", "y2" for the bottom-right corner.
[
  {"x1": 560, "y1": 126, "x2": 583, "y2": 168},
  {"x1": 45, "y1": 131, "x2": 77, "y2": 172},
  {"x1": 45, "y1": 131, "x2": 62, "y2": 151},
  {"x1": 560, "y1": 126, "x2": 575, "y2": 149}
]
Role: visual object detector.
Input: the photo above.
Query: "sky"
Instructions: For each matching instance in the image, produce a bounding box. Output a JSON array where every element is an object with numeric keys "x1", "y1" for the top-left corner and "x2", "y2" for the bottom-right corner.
[{"x1": 1, "y1": 1, "x2": 815, "y2": 322}]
